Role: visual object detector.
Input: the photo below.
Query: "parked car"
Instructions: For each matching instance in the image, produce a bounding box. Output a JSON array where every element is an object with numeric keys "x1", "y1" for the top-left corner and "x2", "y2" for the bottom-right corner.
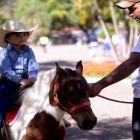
[{"x1": 51, "y1": 27, "x2": 87, "y2": 45}]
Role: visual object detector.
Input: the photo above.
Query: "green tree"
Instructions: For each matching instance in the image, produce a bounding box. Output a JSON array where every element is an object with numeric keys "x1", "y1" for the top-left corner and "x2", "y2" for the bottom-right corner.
[
  {"x1": 1, "y1": 0, "x2": 139, "y2": 59},
  {"x1": 14, "y1": 0, "x2": 71, "y2": 35}
]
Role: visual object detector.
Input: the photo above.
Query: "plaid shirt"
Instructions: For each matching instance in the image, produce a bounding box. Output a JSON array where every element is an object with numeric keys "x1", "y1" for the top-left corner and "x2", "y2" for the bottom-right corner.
[{"x1": 0, "y1": 44, "x2": 39, "y2": 83}]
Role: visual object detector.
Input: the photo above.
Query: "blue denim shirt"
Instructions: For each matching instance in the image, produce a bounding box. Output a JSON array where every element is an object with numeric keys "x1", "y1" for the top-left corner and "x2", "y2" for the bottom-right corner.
[{"x1": 0, "y1": 44, "x2": 39, "y2": 83}]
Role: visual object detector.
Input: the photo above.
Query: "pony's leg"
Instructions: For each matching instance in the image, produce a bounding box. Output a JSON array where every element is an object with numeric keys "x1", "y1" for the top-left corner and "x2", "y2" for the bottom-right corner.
[
  {"x1": 63, "y1": 119, "x2": 71, "y2": 128},
  {"x1": 0, "y1": 121, "x2": 14, "y2": 140}
]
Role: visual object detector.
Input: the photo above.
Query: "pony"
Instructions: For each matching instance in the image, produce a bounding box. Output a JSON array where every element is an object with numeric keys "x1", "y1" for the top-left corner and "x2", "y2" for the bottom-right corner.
[{"x1": 0, "y1": 61, "x2": 97, "y2": 140}]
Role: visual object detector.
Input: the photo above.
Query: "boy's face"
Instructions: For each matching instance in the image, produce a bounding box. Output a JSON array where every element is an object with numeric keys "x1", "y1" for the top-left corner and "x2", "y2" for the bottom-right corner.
[
  {"x1": 5, "y1": 32, "x2": 30, "y2": 47},
  {"x1": 128, "y1": 2, "x2": 140, "y2": 22}
]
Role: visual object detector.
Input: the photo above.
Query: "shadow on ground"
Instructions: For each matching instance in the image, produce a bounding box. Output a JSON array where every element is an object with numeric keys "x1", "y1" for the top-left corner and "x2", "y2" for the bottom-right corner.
[{"x1": 65, "y1": 117, "x2": 132, "y2": 140}]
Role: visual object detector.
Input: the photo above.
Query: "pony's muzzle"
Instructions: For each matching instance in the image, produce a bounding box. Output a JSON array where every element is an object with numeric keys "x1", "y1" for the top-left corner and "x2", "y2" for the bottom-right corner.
[
  {"x1": 81, "y1": 117, "x2": 97, "y2": 130},
  {"x1": 71, "y1": 107, "x2": 97, "y2": 130}
]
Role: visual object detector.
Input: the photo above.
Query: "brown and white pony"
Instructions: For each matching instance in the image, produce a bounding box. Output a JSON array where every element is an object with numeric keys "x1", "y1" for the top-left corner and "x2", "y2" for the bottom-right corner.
[{"x1": 1, "y1": 61, "x2": 97, "y2": 140}]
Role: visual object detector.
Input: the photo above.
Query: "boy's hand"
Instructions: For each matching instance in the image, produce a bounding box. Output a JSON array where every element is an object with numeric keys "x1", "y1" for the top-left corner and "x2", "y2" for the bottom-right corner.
[
  {"x1": 28, "y1": 77, "x2": 36, "y2": 85},
  {"x1": 19, "y1": 78, "x2": 36, "y2": 88},
  {"x1": 19, "y1": 79, "x2": 30, "y2": 88}
]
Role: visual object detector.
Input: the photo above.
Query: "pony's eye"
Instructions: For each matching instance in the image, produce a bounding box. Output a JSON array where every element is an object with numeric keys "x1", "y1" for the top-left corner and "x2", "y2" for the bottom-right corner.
[{"x1": 65, "y1": 85, "x2": 74, "y2": 96}]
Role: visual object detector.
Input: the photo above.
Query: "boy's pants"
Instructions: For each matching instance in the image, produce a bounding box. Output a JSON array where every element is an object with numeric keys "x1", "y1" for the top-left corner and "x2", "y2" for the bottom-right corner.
[
  {"x1": 0, "y1": 78, "x2": 19, "y2": 120},
  {"x1": 132, "y1": 98, "x2": 140, "y2": 140}
]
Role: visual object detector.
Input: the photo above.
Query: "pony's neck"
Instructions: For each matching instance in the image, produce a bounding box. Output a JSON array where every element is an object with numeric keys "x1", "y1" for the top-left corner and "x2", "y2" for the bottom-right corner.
[
  {"x1": 46, "y1": 103, "x2": 65, "y2": 123},
  {"x1": 41, "y1": 69, "x2": 65, "y2": 123}
]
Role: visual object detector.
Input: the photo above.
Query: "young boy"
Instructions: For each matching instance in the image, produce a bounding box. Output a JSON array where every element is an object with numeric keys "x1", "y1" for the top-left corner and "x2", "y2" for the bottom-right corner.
[{"x1": 0, "y1": 19, "x2": 39, "y2": 127}]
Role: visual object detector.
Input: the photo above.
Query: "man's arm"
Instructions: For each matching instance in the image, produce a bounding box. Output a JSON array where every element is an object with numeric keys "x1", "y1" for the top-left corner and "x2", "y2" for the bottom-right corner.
[{"x1": 89, "y1": 52, "x2": 140, "y2": 97}]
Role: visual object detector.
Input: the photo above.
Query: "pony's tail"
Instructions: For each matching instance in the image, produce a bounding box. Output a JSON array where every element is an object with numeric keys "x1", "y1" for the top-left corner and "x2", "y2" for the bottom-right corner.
[{"x1": 0, "y1": 121, "x2": 14, "y2": 140}]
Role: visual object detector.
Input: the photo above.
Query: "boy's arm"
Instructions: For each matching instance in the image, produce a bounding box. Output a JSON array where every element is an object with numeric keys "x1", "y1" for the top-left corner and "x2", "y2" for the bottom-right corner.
[{"x1": 27, "y1": 48, "x2": 39, "y2": 79}]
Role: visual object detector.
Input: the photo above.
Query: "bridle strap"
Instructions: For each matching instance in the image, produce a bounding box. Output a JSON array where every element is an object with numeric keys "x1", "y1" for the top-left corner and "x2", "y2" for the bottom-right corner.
[
  {"x1": 68, "y1": 101, "x2": 91, "y2": 113},
  {"x1": 55, "y1": 99, "x2": 91, "y2": 114}
]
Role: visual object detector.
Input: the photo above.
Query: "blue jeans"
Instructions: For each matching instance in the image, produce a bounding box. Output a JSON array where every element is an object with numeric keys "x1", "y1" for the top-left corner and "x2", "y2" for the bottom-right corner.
[
  {"x1": 0, "y1": 79, "x2": 19, "y2": 120},
  {"x1": 132, "y1": 98, "x2": 140, "y2": 140}
]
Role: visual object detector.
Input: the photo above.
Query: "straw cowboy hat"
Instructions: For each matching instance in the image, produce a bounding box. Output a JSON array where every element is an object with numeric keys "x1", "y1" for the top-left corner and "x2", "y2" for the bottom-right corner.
[
  {"x1": 0, "y1": 19, "x2": 38, "y2": 47},
  {"x1": 116, "y1": 0, "x2": 140, "y2": 9}
]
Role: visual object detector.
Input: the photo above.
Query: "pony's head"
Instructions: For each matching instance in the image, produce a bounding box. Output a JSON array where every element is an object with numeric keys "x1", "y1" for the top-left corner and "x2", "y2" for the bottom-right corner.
[{"x1": 49, "y1": 61, "x2": 97, "y2": 130}]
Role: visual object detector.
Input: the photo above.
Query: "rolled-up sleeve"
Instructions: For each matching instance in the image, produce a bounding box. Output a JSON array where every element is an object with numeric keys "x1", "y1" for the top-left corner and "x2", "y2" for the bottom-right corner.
[{"x1": 132, "y1": 36, "x2": 140, "y2": 53}]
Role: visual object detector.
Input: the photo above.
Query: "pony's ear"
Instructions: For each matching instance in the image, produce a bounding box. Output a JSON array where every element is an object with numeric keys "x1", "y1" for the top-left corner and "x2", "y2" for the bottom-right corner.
[
  {"x1": 55, "y1": 62, "x2": 60, "y2": 74},
  {"x1": 55, "y1": 62, "x2": 64, "y2": 76},
  {"x1": 55, "y1": 62, "x2": 60, "y2": 70},
  {"x1": 76, "y1": 60, "x2": 83, "y2": 74}
]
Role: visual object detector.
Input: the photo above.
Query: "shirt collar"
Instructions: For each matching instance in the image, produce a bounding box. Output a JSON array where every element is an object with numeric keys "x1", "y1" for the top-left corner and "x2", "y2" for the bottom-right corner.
[{"x1": 6, "y1": 44, "x2": 29, "y2": 52}]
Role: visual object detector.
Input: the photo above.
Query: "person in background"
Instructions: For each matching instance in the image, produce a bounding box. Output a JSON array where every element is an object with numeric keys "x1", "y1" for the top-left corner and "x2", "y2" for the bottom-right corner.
[
  {"x1": 38, "y1": 36, "x2": 50, "y2": 52},
  {"x1": 89, "y1": 0, "x2": 140, "y2": 139},
  {"x1": 0, "y1": 19, "x2": 39, "y2": 127}
]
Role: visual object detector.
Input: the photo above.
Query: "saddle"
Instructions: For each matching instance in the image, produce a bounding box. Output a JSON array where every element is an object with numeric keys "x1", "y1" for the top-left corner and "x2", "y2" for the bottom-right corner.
[
  {"x1": 6, "y1": 104, "x2": 21, "y2": 126},
  {"x1": 0, "y1": 104, "x2": 21, "y2": 140}
]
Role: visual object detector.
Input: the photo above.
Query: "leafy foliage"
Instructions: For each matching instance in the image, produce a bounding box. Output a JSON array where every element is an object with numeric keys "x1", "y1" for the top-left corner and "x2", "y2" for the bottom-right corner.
[{"x1": 0, "y1": 0, "x2": 140, "y2": 51}]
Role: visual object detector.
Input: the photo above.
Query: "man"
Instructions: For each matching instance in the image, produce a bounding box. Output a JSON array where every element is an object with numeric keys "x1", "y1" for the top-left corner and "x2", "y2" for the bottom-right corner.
[{"x1": 89, "y1": 0, "x2": 140, "y2": 139}]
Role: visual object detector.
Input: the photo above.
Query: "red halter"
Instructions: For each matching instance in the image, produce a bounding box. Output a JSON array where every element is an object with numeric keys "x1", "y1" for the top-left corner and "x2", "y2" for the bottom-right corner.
[{"x1": 68, "y1": 101, "x2": 91, "y2": 114}]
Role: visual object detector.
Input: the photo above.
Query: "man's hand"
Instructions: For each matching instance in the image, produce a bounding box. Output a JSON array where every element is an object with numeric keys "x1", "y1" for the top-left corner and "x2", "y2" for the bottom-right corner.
[{"x1": 88, "y1": 82, "x2": 103, "y2": 97}]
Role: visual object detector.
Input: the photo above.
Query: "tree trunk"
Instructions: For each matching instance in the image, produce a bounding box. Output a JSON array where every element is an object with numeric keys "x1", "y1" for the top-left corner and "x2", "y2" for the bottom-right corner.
[
  {"x1": 93, "y1": 0, "x2": 120, "y2": 63},
  {"x1": 8, "y1": 0, "x2": 16, "y2": 18},
  {"x1": 109, "y1": 1, "x2": 119, "y2": 35}
]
